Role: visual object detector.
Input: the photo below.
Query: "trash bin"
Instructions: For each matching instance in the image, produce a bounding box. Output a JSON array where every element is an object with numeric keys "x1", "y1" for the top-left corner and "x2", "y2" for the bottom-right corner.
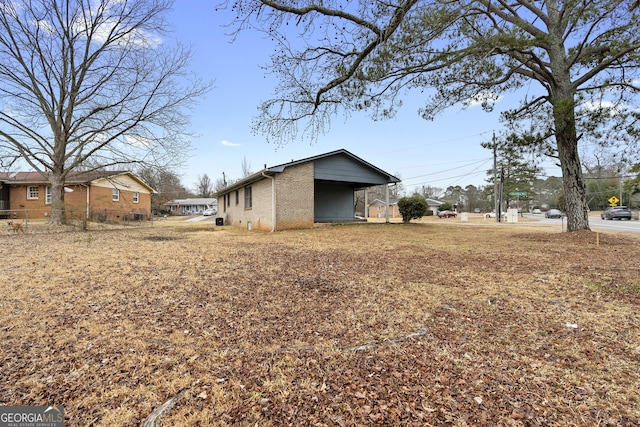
[{"x1": 215, "y1": 217, "x2": 224, "y2": 226}]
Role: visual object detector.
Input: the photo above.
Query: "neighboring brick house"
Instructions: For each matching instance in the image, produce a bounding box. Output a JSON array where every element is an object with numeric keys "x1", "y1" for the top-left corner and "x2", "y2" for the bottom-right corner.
[
  {"x1": 215, "y1": 149, "x2": 400, "y2": 231},
  {"x1": 368, "y1": 198, "x2": 401, "y2": 218},
  {"x1": 0, "y1": 170, "x2": 154, "y2": 221},
  {"x1": 367, "y1": 197, "x2": 444, "y2": 218}
]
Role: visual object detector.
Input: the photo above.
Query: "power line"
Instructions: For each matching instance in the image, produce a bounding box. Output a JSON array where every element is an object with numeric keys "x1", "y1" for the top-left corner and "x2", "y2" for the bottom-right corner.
[
  {"x1": 402, "y1": 158, "x2": 492, "y2": 182},
  {"x1": 377, "y1": 130, "x2": 497, "y2": 156}
]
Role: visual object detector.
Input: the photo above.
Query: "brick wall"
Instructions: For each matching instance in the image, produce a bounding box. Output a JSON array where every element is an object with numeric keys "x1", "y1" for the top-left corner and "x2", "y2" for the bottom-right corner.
[
  {"x1": 7, "y1": 183, "x2": 150, "y2": 220},
  {"x1": 218, "y1": 162, "x2": 315, "y2": 231},
  {"x1": 274, "y1": 163, "x2": 314, "y2": 230},
  {"x1": 219, "y1": 179, "x2": 274, "y2": 231},
  {"x1": 368, "y1": 203, "x2": 400, "y2": 218},
  {"x1": 8, "y1": 184, "x2": 51, "y2": 219}
]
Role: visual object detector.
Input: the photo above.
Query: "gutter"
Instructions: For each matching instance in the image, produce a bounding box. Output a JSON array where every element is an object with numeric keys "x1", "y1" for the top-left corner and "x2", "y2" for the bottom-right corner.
[{"x1": 262, "y1": 171, "x2": 275, "y2": 232}]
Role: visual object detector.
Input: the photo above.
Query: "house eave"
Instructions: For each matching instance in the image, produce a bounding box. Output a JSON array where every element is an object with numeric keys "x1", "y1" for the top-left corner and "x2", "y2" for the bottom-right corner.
[
  {"x1": 213, "y1": 170, "x2": 276, "y2": 197},
  {"x1": 0, "y1": 171, "x2": 156, "y2": 194}
]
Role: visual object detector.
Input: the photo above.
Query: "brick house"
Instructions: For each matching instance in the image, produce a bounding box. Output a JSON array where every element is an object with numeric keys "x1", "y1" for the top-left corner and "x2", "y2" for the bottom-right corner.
[
  {"x1": 163, "y1": 198, "x2": 218, "y2": 216},
  {"x1": 368, "y1": 198, "x2": 401, "y2": 219},
  {"x1": 214, "y1": 149, "x2": 400, "y2": 231},
  {"x1": 0, "y1": 171, "x2": 154, "y2": 221}
]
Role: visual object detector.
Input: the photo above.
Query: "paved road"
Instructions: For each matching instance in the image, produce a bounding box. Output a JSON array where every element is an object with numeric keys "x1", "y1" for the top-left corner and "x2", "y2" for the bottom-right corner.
[
  {"x1": 588, "y1": 216, "x2": 640, "y2": 234},
  {"x1": 524, "y1": 213, "x2": 640, "y2": 234}
]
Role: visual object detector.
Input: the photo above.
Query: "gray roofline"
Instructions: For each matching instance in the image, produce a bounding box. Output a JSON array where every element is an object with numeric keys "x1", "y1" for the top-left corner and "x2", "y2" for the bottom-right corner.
[
  {"x1": 267, "y1": 149, "x2": 400, "y2": 182},
  {"x1": 0, "y1": 170, "x2": 156, "y2": 193},
  {"x1": 214, "y1": 149, "x2": 400, "y2": 197}
]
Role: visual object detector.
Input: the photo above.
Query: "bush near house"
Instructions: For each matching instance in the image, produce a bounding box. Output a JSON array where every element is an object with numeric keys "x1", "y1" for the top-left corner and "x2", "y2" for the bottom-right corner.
[
  {"x1": 398, "y1": 195, "x2": 428, "y2": 223},
  {"x1": 439, "y1": 202, "x2": 453, "y2": 212}
]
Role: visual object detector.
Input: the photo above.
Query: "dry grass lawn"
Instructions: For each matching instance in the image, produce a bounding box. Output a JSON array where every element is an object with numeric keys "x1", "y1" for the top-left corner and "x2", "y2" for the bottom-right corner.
[{"x1": 1, "y1": 218, "x2": 639, "y2": 426}]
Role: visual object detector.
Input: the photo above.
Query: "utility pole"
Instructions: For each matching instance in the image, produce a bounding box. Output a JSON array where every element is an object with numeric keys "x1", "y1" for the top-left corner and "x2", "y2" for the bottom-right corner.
[
  {"x1": 619, "y1": 167, "x2": 623, "y2": 206},
  {"x1": 499, "y1": 165, "x2": 505, "y2": 222},
  {"x1": 493, "y1": 132, "x2": 499, "y2": 222}
]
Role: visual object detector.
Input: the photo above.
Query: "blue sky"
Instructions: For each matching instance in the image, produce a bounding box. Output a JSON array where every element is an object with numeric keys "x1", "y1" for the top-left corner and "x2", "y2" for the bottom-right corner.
[{"x1": 168, "y1": 1, "x2": 562, "y2": 194}]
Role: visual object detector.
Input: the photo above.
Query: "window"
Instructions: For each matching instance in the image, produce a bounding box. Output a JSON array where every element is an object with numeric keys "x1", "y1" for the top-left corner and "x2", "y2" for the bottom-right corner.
[
  {"x1": 223, "y1": 195, "x2": 226, "y2": 212},
  {"x1": 112, "y1": 188, "x2": 120, "y2": 202},
  {"x1": 235, "y1": 190, "x2": 239, "y2": 205},
  {"x1": 244, "y1": 186, "x2": 252, "y2": 209},
  {"x1": 132, "y1": 192, "x2": 139, "y2": 203},
  {"x1": 27, "y1": 186, "x2": 39, "y2": 200},
  {"x1": 45, "y1": 186, "x2": 52, "y2": 204}
]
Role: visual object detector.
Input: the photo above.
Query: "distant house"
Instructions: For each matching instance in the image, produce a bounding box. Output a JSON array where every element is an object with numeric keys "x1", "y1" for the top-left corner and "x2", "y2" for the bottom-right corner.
[
  {"x1": 426, "y1": 198, "x2": 445, "y2": 214},
  {"x1": 0, "y1": 170, "x2": 154, "y2": 221},
  {"x1": 214, "y1": 149, "x2": 400, "y2": 231},
  {"x1": 367, "y1": 197, "x2": 444, "y2": 218},
  {"x1": 163, "y1": 198, "x2": 217, "y2": 215},
  {"x1": 368, "y1": 198, "x2": 401, "y2": 218}
]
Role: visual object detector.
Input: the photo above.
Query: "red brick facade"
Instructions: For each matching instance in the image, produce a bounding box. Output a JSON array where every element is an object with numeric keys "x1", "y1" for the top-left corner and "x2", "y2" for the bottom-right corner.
[{"x1": 1, "y1": 172, "x2": 153, "y2": 220}]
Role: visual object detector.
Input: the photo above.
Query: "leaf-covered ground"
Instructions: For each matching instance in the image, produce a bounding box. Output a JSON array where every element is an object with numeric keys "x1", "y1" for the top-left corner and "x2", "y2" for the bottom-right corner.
[{"x1": 1, "y1": 219, "x2": 639, "y2": 426}]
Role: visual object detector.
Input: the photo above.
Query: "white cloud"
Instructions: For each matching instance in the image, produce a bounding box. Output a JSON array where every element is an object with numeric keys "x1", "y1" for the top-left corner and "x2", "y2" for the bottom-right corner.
[
  {"x1": 463, "y1": 91, "x2": 502, "y2": 108},
  {"x1": 125, "y1": 135, "x2": 152, "y2": 147},
  {"x1": 581, "y1": 100, "x2": 626, "y2": 116},
  {"x1": 221, "y1": 140, "x2": 241, "y2": 147}
]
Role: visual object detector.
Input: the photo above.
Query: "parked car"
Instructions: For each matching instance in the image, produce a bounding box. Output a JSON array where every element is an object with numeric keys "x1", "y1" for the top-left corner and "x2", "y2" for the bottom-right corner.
[
  {"x1": 203, "y1": 208, "x2": 216, "y2": 216},
  {"x1": 484, "y1": 211, "x2": 507, "y2": 218},
  {"x1": 437, "y1": 210, "x2": 457, "y2": 218},
  {"x1": 532, "y1": 208, "x2": 542, "y2": 214},
  {"x1": 601, "y1": 206, "x2": 631, "y2": 220},
  {"x1": 545, "y1": 209, "x2": 563, "y2": 219}
]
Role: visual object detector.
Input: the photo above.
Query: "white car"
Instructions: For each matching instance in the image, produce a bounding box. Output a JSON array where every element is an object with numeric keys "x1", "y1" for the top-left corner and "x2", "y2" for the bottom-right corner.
[
  {"x1": 532, "y1": 208, "x2": 542, "y2": 214},
  {"x1": 485, "y1": 211, "x2": 507, "y2": 218},
  {"x1": 203, "y1": 208, "x2": 216, "y2": 216}
]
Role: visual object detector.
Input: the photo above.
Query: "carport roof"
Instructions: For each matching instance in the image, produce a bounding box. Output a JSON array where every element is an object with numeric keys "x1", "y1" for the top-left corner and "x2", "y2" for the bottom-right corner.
[{"x1": 215, "y1": 149, "x2": 400, "y2": 195}]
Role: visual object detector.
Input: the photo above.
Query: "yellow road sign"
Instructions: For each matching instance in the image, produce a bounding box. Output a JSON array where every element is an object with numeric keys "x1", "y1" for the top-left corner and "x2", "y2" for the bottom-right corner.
[{"x1": 608, "y1": 196, "x2": 619, "y2": 206}]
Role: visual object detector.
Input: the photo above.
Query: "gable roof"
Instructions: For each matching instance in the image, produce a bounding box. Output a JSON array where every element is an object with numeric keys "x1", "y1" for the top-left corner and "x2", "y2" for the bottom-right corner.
[
  {"x1": 426, "y1": 198, "x2": 445, "y2": 206},
  {"x1": 0, "y1": 170, "x2": 155, "y2": 193},
  {"x1": 370, "y1": 198, "x2": 400, "y2": 206},
  {"x1": 268, "y1": 150, "x2": 400, "y2": 180},
  {"x1": 216, "y1": 149, "x2": 400, "y2": 195}
]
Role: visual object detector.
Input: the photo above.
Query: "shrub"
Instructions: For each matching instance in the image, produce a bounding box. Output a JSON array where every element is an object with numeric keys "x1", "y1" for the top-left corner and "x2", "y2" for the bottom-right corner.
[
  {"x1": 439, "y1": 202, "x2": 453, "y2": 211},
  {"x1": 398, "y1": 195, "x2": 428, "y2": 223}
]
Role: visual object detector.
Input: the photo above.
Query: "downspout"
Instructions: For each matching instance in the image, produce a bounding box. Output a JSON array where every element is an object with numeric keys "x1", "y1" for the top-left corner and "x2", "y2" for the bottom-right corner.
[{"x1": 262, "y1": 171, "x2": 275, "y2": 232}]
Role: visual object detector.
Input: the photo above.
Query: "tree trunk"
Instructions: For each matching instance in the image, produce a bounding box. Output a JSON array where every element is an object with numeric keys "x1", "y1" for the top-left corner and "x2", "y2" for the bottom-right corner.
[
  {"x1": 48, "y1": 172, "x2": 66, "y2": 225},
  {"x1": 553, "y1": 97, "x2": 590, "y2": 231}
]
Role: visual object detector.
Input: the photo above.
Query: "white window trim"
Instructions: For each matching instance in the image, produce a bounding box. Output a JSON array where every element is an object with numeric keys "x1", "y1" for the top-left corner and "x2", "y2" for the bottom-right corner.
[
  {"x1": 132, "y1": 192, "x2": 139, "y2": 203},
  {"x1": 45, "y1": 186, "x2": 52, "y2": 204},
  {"x1": 112, "y1": 188, "x2": 120, "y2": 202},
  {"x1": 27, "y1": 186, "x2": 39, "y2": 200}
]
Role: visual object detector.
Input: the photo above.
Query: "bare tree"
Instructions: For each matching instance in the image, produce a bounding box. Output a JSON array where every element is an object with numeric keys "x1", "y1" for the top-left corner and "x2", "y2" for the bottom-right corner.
[
  {"x1": 213, "y1": 176, "x2": 228, "y2": 193},
  {"x1": 0, "y1": 0, "x2": 210, "y2": 224},
  {"x1": 416, "y1": 185, "x2": 444, "y2": 200},
  {"x1": 227, "y1": 0, "x2": 640, "y2": 231},
  {"x1": 195, "y1": 174, "x2": 213, "y2": 198},
  {"x1": 136, "y1": 166, "x2": 188, "y2": 213},
  {"x1": 241, "y1": 156, "x2": 252, "y2": 178}
]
